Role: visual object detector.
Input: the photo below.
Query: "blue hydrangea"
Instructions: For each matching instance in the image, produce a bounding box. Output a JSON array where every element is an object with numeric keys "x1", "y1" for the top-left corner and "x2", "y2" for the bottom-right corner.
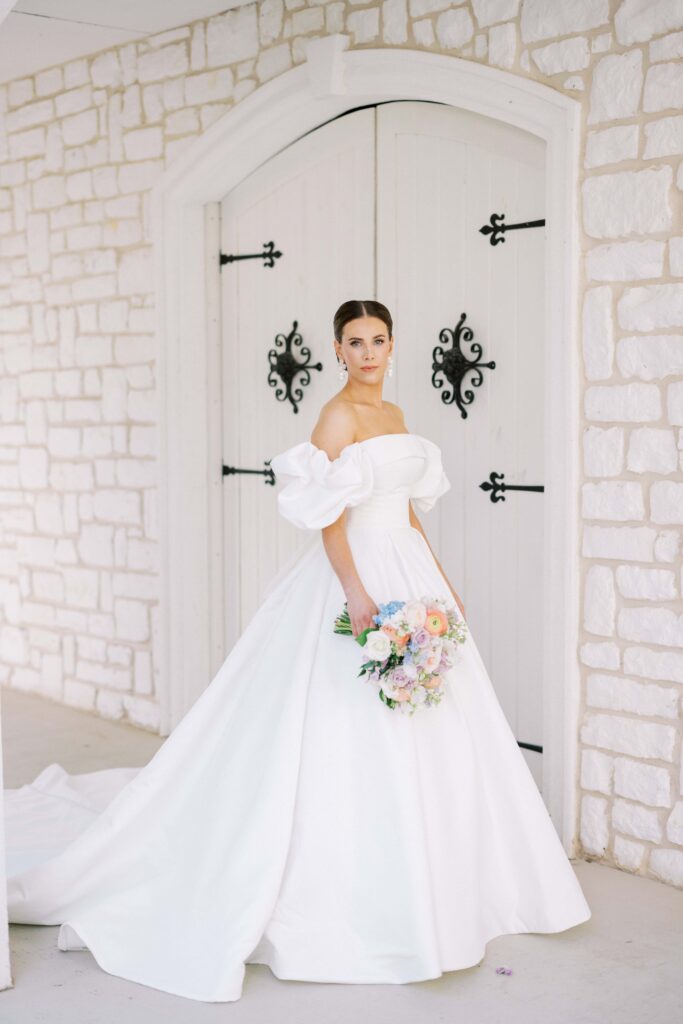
[{"x1": 373, "y1": 600, "x2": 405, "y2": 625}]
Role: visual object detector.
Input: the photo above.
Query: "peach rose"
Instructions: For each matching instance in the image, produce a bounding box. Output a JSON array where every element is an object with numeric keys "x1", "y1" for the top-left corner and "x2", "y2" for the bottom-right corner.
[
  {"x1": 423, "y1": 674, "x2": 441, "y2": 690},
  {"x1": 423, "y1": 648, "x2": 442, "y2": 673}
]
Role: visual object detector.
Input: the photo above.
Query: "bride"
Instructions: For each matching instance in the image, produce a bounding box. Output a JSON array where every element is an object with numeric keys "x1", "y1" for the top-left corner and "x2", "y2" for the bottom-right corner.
[{"x1": 5, "y1": 299, "x2": 591, "y2": 1003}]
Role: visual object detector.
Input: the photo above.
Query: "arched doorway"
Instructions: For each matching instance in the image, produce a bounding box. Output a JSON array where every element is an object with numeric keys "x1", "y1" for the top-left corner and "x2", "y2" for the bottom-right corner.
[{"x1": 153, "y1": 41, "x2": 581, "y2": 850}]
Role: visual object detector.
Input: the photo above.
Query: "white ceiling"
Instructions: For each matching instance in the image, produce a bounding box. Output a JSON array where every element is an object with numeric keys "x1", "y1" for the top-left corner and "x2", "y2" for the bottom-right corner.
[{"x1": 0, "y1": 0, "x2": 251, "y2": 85}]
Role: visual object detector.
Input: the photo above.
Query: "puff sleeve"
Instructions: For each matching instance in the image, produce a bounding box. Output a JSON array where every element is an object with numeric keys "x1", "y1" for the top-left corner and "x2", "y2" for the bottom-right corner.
[
  {"x1": 270, "y1": 441, "x2": 374, "y2": 530},
  {"x1": 410, "y1": 440, "x2": 451, "y2": 513}
]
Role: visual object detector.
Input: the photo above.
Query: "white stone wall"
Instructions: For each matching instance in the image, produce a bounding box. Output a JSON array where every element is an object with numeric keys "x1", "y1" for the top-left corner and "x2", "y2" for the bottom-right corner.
[{"x1": 0, "y1": 1, "x2": 681, "y2": 886}]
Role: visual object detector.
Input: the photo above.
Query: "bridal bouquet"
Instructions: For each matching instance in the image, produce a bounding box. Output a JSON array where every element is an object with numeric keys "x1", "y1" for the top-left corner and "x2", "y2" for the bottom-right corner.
[{"x1": 333, "y1": 595, "x2": 468, "y2": 716}]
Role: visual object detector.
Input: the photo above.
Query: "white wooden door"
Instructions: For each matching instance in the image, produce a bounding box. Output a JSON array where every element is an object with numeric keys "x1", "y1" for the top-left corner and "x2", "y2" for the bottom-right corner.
[
  {"x1": 220, "y1": 108, "x2": 375, "y2": 651},
  {"x1": 377, "y1": 101, "x2": 546, "y2": 785},
  {"x1": 220, "y1": 101, "x2": 546, "y2": 788}
]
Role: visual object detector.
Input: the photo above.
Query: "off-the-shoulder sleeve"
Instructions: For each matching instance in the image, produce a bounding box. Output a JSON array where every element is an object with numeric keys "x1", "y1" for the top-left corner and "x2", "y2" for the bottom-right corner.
[
  {"x1": 270, "y1": 441, "x2": 374, "y2": 530},
  {"x1": 410, "y1": 441, "x2": 451, "y2": 513}
]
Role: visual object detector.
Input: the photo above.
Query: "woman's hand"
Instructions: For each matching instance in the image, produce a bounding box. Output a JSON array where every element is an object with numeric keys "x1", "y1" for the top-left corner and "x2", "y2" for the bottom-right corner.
[{"x1": 345, "y1": 586, "x2": 379, "y2": 638}]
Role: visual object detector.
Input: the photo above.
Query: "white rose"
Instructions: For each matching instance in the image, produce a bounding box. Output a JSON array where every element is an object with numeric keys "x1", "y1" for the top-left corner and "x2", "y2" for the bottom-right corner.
[
  {"x1": 364, "y1": 629, "x2": 392, "y2": 661},
  {"x1": 442, "y1": 638, "x2": 457, "y2": 658},
  {"x1": 410, "y1": 685, "x2": 427, "y2": 705},
  {"x1": 423, "y1": 648, "x2": 441, "y2": 673},
  {"x1": 402, "y1": 600, "x2": 427, "y2": 630}
]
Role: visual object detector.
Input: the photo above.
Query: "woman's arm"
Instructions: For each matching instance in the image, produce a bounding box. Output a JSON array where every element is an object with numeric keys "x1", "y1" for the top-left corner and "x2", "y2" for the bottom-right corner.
[
  {"x1": 321, "y1": 516, "x2": 378, "y2": 636},
  {"x1": 409, "y1": 503, "x2": 466, "y2": 621}
]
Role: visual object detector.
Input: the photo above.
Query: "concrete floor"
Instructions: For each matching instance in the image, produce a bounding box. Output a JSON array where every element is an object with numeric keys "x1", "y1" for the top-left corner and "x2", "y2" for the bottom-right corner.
[{"x1": 2, "y1": 686, "x2": 682, "y2": 1024}]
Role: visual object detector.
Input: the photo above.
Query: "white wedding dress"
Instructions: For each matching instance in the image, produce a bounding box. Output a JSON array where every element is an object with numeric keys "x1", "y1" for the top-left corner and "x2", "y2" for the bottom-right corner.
[{"x1": 4, "y1": 432, "x2": 591, "y2": 1003}]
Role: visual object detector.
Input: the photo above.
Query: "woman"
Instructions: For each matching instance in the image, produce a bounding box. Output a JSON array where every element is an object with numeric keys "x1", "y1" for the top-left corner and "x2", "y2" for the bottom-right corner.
[{"x1": 5, "y1": 299, "x2": 591, "y2": 1003}]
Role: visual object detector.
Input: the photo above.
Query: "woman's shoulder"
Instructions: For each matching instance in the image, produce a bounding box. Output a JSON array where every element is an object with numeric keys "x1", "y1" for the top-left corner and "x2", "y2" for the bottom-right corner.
[
  {"x1": 310, "y1": 398, "x2": 408, "y2": 455},
  {"x1": 310, "y1": 400, "x2": 358, "y2": 456}
]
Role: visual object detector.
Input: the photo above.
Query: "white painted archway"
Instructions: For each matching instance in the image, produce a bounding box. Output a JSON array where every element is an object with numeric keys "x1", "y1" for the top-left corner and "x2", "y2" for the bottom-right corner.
[{"x1": 151, "y1": 37, "x2": 582, "y2": 852}]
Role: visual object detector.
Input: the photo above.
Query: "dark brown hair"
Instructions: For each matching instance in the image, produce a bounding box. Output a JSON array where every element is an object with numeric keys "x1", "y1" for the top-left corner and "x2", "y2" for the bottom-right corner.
[{"x1": 333, "y1": 300, "x2": 393, "y2": 343}]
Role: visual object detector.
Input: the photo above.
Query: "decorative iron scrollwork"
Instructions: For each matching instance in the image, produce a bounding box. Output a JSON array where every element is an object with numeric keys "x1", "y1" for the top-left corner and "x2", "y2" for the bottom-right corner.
[
  {"x1": 431, "y1": 312, "x2": 495, "y2": 419},
  {"x1": 479, "y1": 471, "x2": 544, "y2": 503},
  {"x1": 479, "y1": 213, "x2": 545, "y2": 246},
  {"x1": 267, "y1": 319, "x2": 322, "y2": 414},
  {"x1": 220, "y1": 240, "x2": 282, "y2": 268},
  {"x1": 222, "y1": 461, "x2": 275, "y2": 485}
]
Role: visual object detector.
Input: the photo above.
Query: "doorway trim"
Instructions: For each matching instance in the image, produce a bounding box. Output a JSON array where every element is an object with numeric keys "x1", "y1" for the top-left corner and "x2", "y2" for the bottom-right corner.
[{"x1": 151, "y1": 38, "x2": 582, "y2": 853}]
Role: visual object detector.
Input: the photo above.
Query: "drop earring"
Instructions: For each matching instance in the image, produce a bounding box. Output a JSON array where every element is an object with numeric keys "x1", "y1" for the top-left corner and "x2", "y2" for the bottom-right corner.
[
  {"x1": 387, "y1": 354, "x2": 394, "y2": 378},
  {"x1": 337, "y1": 358, "x2": 347, "y2": 382}
]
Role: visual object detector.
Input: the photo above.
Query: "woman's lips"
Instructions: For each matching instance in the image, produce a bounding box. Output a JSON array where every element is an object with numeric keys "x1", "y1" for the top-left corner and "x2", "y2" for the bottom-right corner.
[{"x1": 361, "y1": 366, "x2": 378, "y2": 371}]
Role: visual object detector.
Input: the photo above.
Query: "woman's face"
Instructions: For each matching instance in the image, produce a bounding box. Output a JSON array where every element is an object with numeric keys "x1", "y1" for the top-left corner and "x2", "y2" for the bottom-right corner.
[{"x1": 336, "y1": 316, "x2": 393, "y2": 381}]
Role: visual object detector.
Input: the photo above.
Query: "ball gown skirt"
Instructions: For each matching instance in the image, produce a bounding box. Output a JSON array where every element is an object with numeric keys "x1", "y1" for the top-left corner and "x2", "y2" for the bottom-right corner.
[{"x1": 4, "y1": 432, "x2": 591, "y2": 1002}]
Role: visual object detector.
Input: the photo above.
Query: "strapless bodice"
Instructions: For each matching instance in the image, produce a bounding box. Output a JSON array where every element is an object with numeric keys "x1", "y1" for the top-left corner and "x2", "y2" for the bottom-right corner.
[
  {"x1": 345, "y1": 492, "x2": 412, "y2": 529},
  {"x1": 269, "y1": 432, "x2": 450, "y2": 531}
]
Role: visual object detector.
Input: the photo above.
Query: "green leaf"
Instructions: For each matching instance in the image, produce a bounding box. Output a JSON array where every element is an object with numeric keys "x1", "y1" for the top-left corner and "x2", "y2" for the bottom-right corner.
[{"x1": 354, "y1": 625, "x2": 375, "y2": 646}]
